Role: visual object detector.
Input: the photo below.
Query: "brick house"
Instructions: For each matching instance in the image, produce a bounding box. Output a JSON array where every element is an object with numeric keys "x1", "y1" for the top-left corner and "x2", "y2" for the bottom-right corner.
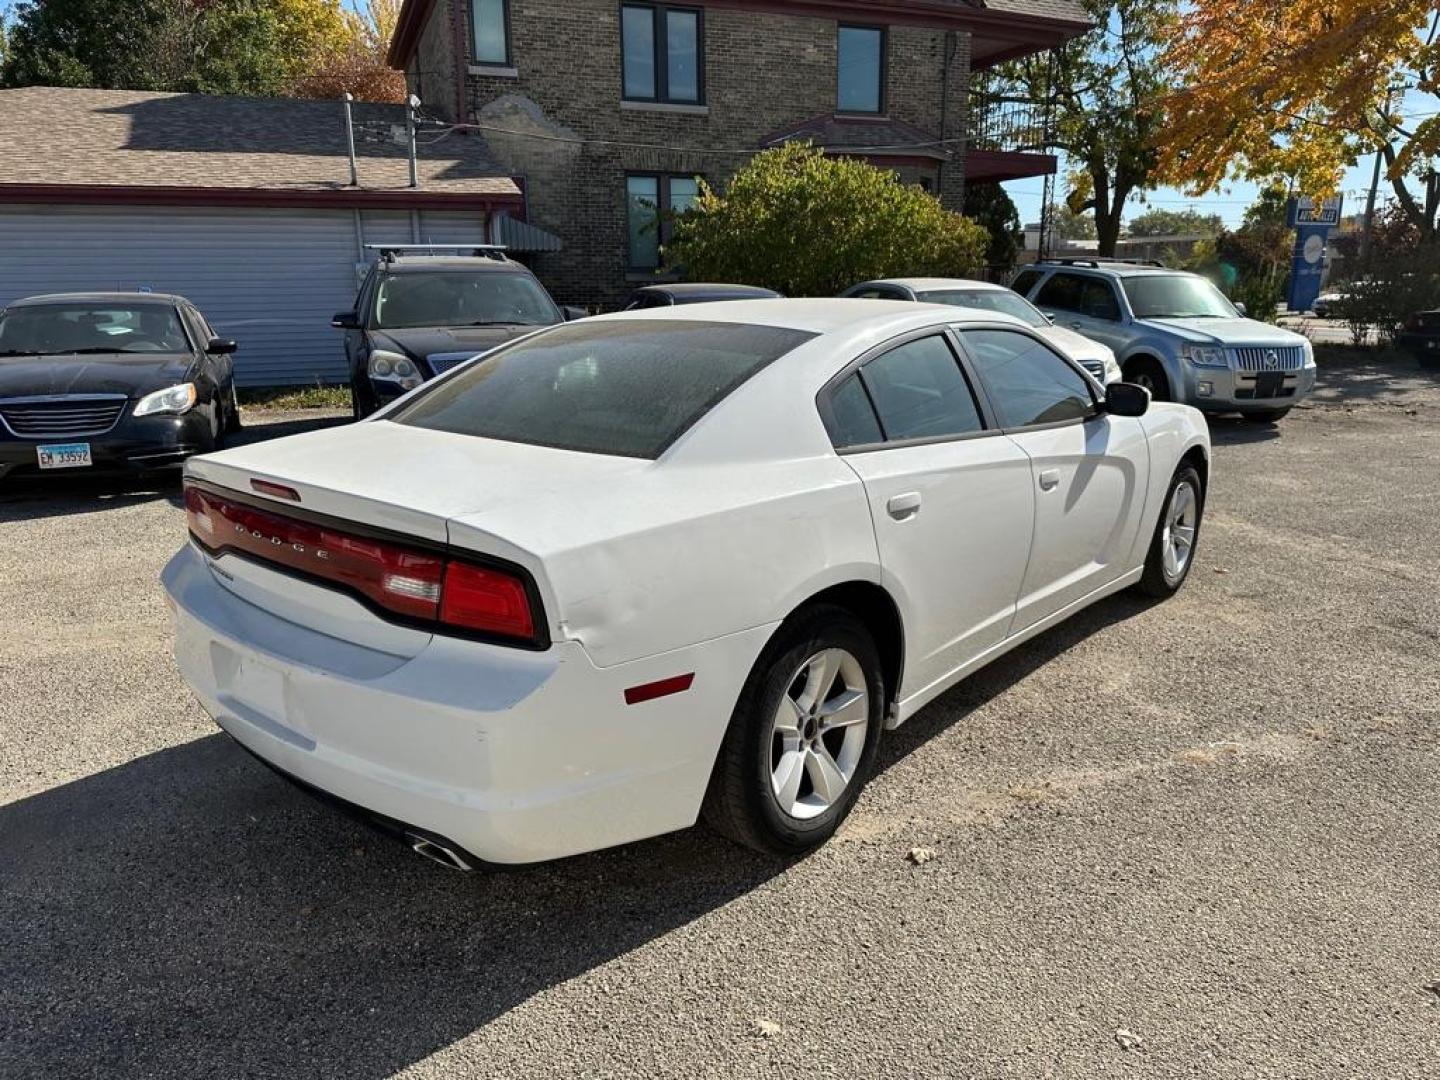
[{"x1": 388, "y1": 0, "x2": 1089, "y2": 305}]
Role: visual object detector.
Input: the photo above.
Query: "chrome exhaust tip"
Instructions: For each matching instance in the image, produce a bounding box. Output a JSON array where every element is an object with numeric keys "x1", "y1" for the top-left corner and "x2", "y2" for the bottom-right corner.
[{"x1": 408, "y1": 835, "x2": 473, "y2": 872}]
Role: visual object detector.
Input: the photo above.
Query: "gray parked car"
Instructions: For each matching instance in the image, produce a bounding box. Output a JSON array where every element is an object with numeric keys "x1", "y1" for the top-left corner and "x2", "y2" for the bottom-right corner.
[{"x1": 1011, "y1": 260, "x2": 1316, "y2": 422}]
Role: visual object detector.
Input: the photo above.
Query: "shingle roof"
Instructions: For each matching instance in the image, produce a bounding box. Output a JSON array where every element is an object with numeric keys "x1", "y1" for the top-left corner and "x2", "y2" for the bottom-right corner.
[
  {"x1": 762, "y1": 115, "x2": 949, "y2": 160},
  {"x1": 981, "y1": 0, "x2": 1090, "y2": 25},
  {"x1": 0, "y1": 87, "x2": 518, "y2": 198}
]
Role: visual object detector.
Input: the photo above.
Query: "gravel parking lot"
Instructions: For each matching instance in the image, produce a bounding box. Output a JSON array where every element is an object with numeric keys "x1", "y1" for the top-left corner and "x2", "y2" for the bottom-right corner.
[{"x1": 3, "y1": 359, "x2": 1438, "y2": 1079}]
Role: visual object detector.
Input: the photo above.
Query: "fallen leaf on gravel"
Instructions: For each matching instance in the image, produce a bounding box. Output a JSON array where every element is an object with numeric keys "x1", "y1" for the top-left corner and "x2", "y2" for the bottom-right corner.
[
  {"x1": 905, "y1": 846, "x2": 936, "y2": 865},
  {"x1": 1213, "y1": 567, "x2": 1230, "y2": 575},
  {"x1": 1114, "y1": 1028, "x2": 1145, "y2": 1052},
  {"x1": 752, "y1": 1019, "x2": 782, "y2": 1038},
  {"x1": 1425, "y1": 982, "x2": 1440, "y2": 1001}
]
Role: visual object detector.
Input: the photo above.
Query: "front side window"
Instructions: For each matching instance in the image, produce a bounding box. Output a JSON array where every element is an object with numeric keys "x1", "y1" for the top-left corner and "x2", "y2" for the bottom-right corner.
[
  {"x1": 393, "y1": 320, "x2": 815, "y2": 459},
  {"x1": 858, "y1": 335, "x2": 984, "y2": 442},
  {"x1": 622, "y1": 3, "x2": 704, "y2": 104},
  {"x1": 1079, "y1": 279, "x2": 1122, "y2": 320},
  {"x1": 471, "y1": 0, "x2": 510, "y2": 65},
  {"x1": 837, "y1": 26, "x2": 884, "y2": 113},
  {"x1": 1122, "y1": 274, "x2": 1238, "y2": 319},
  {"x1": 627, "y1": 173, "x2": 702, "y2": 270},
  {"x1": 373, "y1": 272, "x2": 560, "y2": 329},
  {"x1": 962, "y1": 329, "x2": 1095, "y2": 428},
  {"x1": 1009, "y1": 269, "x2": 1043, "y2": 297},
  {"x1": 0, "y1": 303, "x2": 189, "y2": 355}
]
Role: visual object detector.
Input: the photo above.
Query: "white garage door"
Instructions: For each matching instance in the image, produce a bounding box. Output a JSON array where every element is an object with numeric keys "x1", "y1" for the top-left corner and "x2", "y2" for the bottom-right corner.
[{"x1": 0, "y1": 203, "x2": 490, "y2": 387}]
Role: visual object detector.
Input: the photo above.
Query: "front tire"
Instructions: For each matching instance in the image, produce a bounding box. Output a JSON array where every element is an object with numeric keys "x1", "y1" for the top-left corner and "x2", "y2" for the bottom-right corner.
[
  {"x1": 1136, "y1": 464, "x2": 1204, "y2": 598},
  {"x1": 1125, "y1": 357, "x2": 1172, "y2": 402},
  {"x1": 224, "y1": 382, "x2": 243, "y2": 434},
  {"x1": 702, "y1": 605, "x2": 885, "y2": 857}
]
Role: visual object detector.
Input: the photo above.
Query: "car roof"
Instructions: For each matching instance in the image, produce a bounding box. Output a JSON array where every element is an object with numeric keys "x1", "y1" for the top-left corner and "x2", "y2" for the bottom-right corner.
[
  {"x1": 379, "y1": 257, "x2": 533, "y2": 274},
  {"x1": 862, "y1": 277, "x2": 1006, "y2": 293},
  {"x1": 637, "y1": 283, "x2": 782, "y2": 299},
  {"x1": 586, "y1": 297, "x2": 1031, "y2": 336},
  {"x1": 1033, "y1": 262, "x2": 1186, "y2": 279},
  {"x1": 8, "y1": 291, "x2": 188, "y2": 306}
]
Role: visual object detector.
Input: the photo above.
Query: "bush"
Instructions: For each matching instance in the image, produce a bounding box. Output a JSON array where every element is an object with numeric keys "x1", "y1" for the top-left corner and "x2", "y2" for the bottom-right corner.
[
  {"x1": 665, "y1": 144, "x2": 989, "y2": 296},
  {"x1": 1334, "y1": 248, "x2": 1440, "y2": 347}
]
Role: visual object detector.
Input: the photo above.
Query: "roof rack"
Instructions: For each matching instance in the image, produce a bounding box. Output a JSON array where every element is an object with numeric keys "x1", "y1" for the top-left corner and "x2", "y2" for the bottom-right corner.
[
  {"x1": 1039, "y1": 257, "x2": 1167, "y2": 269},
  {"x1": 364, "y1": 243, "x2": 510, "y2": 263}
]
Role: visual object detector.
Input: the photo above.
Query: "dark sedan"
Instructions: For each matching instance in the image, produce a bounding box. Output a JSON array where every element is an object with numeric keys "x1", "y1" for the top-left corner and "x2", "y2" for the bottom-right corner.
[
  {"x1": 1398, "y1": 309, "x2": 1440, "y2": 368},
  {"x1": 0, "y1": 292, "x2": 239, "y2": 480},
  {"x1": 621, "y1": 283, "x2": 783, "y2": 309}
]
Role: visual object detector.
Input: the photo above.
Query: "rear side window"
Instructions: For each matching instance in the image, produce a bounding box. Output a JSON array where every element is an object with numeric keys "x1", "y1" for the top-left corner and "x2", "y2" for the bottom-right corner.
[
  {"x1": 827, "y1": 375, "x2": 884, "y2": 447},
  {"x1": 858, "y1": 335, "x2": 984, "y2": 442},
  {"x1": 1010, "y1": 269, "x2": 1043, "y2": 297},
  {"x1": 394, "y1": 319, "x2": 815, "y2": 459},
  {"x1": 1034, "y1": 272, "x2": 1087, "y2": 312},
  {"x1": 962, "y1": 329, "x2": 1095, "y2": 428}
]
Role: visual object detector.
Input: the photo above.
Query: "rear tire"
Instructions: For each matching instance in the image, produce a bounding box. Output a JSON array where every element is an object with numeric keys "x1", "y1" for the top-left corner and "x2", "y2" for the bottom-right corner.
[
  {"x1": 1244, "y1": 407, "x2": 1291, "y2": 423},
  {"x1": 702, "y1": 605, "x2": 885, "y2": 857},
  {"x1": 1136, "y1": 464, "x2": 1204, "y2": 598},
  {"x1": 1125, "y1": 357, "x2": 1171, "y2": 402}
]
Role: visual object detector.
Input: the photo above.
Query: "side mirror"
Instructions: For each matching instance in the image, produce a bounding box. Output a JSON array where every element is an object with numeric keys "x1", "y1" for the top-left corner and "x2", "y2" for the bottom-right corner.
[
  {"x1": 1233, "y1": 301, "x2": 1248, "y2": 317},
  {"x1": 562, "y1": 305, "x2": 588, "y2": 322},
  {"x1": 331, "y1": 310, "x2": 360, "y2": 330},
  {"x1": 206, "y1": 337, "x2": 237, "y2": 355},
  {"x1": 1104, "y1": 381, "x2": 1150, "y2": 417}
]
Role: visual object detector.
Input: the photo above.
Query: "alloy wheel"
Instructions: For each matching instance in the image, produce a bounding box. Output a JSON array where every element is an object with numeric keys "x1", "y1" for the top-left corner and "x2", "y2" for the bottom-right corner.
[
  {"x1": 1162, "y1": 479, "x2": 1198, "y2": 582},
  {"x1": 768, "y1": 648, "x2": 870, "y2": 820}
]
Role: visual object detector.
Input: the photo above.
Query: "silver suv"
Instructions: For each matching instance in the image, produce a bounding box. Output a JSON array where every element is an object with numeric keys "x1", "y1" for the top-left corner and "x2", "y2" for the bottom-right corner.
[{"x1": 1011, "y1": 261, "x2": 1316, "y2": 422}]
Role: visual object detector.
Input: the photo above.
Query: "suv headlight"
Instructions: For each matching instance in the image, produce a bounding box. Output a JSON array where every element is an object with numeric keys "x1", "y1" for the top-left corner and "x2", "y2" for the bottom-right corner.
[
  {"x1": 368, "y1": 349, "x2": 421, "y2": 390},
  {"x1": 1183, "y1": 345, "x2": 1228, "y2": 368},
  {"x1": 134, "y1": 383, "x2": 197, "y2": 417}
]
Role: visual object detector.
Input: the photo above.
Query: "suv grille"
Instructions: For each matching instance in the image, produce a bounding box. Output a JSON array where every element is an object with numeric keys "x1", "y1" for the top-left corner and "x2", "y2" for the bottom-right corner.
[
  {"x1": 0, "y1": 396, "x2": 127, "y2": 437},
  {"x1": 1232, "y1": 346, "x2": 1305, "y2": 371}
]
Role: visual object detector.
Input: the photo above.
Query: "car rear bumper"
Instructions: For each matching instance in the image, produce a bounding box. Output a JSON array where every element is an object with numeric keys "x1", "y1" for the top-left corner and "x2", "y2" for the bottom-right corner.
[
  {"x1": 162, "y1": 543, "x2": 772, "y2": 865},
  {"x1": 0, "y1": 409, "x2": 215, "y2": 479},
  {"x1": 1181, "y1": 364, "x2": 1317, "y2": 413}
]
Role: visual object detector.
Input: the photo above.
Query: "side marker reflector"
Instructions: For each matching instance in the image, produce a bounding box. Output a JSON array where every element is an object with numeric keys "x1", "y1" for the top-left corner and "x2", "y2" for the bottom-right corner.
[{"x1": 624, "y1": 673, "x2": 695, "y2": 705}]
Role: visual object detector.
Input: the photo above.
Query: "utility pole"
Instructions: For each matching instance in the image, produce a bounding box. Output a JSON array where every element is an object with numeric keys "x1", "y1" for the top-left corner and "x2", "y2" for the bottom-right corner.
[{"x1": 342, "y1": 92, "x2": 358, "y2": 188}]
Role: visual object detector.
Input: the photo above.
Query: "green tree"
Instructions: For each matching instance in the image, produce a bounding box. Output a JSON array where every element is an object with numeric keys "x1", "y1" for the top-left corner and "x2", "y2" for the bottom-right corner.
[
  {"x1": 1, "y1": 0, "x2": 351, "y2": 96},
  {"x1": 962, "y1": 182, "x2": 1023, "y2": 272},
  {"x1": 666, "y1": 144, "x2": 989, "y2": 296},
  {"x1": 999, "y1": 0, "x2": 1177, "y2": 257},
  {"x1": 1126, "y1": 207, "x2": 1224, "y2": 238},
  {"x1": 1050, "y1": 202, "x2": 1098, "y2": 240}
]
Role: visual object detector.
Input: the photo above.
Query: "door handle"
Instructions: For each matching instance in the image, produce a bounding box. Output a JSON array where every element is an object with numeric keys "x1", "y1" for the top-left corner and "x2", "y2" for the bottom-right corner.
[
  {"x1": 1038, "y1": 469, "x2": 1061, "y2": 491},
  {"x1": 886, "y1": 492, "x2": 922, "y2": 521}
]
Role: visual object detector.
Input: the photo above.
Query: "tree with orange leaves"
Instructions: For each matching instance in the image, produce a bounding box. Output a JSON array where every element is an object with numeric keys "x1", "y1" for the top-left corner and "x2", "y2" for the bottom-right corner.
[{"x1": 1157, "y1": 1, "x2": 1440, "y2": 243}]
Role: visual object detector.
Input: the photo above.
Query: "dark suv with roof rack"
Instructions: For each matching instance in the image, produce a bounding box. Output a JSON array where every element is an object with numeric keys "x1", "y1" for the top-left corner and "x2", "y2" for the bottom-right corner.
[
  {"x1": 1011, "y1": 259, "x2": 1316, "y2": 422},
  {"x1": 333, "y1": 245, "x2": 584, "y2": 418}
]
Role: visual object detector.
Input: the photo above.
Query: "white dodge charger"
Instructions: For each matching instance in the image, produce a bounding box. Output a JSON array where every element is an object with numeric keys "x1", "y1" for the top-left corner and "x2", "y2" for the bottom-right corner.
[{"x1": 163, "y1": 300, "x2": 1210, "y2": 868}]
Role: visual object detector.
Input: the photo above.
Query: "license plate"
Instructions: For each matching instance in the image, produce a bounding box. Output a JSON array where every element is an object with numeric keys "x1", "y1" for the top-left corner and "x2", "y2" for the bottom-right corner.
[
  {"x1": 1254, "y1": 372, "x2": 1285, "y2": 398},
  {"x1": 37, "y1": 442, "x2": 92, "y2": 469}
]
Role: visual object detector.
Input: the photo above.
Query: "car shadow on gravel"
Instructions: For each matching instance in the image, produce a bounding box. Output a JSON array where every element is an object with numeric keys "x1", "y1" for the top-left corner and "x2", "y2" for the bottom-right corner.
[
  {"x1": 878, "y1": 590, "x2": 1158, "y2": 773},
  {"x1": 0, "y1": 733, "x2": 785, "y2": 1078}
]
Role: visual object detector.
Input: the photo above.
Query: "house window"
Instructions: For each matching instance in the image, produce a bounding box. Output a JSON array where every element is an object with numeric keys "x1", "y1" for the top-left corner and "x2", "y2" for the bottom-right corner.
[
  {"x1": 627, "y1": 174, "x2": 702, "y2": 269},
  {"x1": 622, "y1": 3, "x2": 704, "y2": 104},
  {"x1": 472, "y1": 0, "x2": 510, "y2": 66},
  {"x1": 837, "y1": 25, "x2": 885, "y2": 114}
]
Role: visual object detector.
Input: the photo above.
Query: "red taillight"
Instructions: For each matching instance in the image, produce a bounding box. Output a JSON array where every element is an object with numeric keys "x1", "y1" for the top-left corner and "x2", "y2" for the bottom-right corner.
[
  {"x1": 185, "y1": 484, "x2": 541, "y2": 644},
  {"x1": 440, "y1": 562, "x2": 535, "y2": 639}
]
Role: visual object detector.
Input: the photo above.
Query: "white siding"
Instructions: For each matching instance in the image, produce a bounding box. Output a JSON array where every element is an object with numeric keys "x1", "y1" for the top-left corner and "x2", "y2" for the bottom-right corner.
[{"x1": 0, "y1": 203, "x2": 492, "y2": 387}]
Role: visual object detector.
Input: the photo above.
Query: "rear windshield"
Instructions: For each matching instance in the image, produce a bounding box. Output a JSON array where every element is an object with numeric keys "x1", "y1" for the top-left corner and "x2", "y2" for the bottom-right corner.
[
  {"x1": 392, "y1": 319, "x2": 816, "y2": 458},
  {"x1": 0, "y1": 302, "x2": 189, "y2": 356},
  {"x1": 916, "y1": 289, "x2": 1049, "y2": 328}
]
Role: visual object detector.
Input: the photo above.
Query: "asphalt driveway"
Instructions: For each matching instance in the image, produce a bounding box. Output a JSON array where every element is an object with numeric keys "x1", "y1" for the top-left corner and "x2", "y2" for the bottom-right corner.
[{"x1": 2, "y1": 364, "x2": 1437, "y2": 1079}]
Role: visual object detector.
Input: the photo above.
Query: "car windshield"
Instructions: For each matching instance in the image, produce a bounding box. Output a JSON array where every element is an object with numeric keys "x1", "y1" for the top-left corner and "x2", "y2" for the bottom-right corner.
[
  {"x1": 1122, "y1": 275, "x2": 1238, "y2": 319},
  {"x1": 374, "y1": 271, "x2": 561, "y2": 329},
  {"x1": 0, "y1": 302, "x2": 189, "y2": 356},
  {"x1": 393, "y1": 319, "x2": 815, "y2": 459},
  {"x1": 916, "y1": 289, "x2": 1049, "y2": 329}
]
